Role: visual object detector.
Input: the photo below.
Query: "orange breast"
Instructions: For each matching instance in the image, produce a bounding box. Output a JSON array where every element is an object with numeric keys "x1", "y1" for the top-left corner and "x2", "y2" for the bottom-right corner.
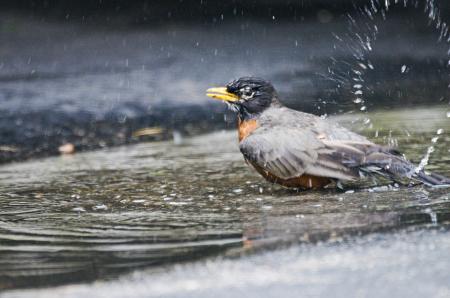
[
  {"x1": 238, "y1": 118, "x2": 259, "y2": 142},
  {"x1": 248, "y1": 160, "x2": 331, "y2": 189},
  {"x1": 238, "y1": 118, "x2": 330, "y2": 189}
]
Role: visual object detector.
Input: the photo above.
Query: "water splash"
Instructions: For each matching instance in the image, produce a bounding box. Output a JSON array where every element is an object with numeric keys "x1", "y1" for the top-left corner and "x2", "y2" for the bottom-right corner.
[
  {"x1": 327, "y1": 0, "x2": 450, "y2": 122},
  {"x1": 415, "y1": 128, "x2": 444, "y2": 173},
  {"x1": 327, "y1": 0, "x2": 449, "y2": 170},
  {"x1": 415, "y1": 145, "x2": 435, "y2": 174}
]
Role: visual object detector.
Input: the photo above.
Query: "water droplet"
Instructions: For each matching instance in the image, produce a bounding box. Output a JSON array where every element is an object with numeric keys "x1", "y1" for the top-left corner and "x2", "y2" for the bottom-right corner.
[
  {"x1": 168, "y1": 201, "x2": 189, "y2": 206},
  {"x1": 132, "y1": 199, "x2": 146, "y2": 203},
  {"x1": 173, "y1": 130, "x2": 183, "y2": 145},
  {"x1": 401, "y1": 65, "x2": 407, "y2": 73},
  {"x1": 358, "y1": 63, "x2": 367, "y2": 69},
  {"x1": 353, "y1": 98, "x2": 362, "y2": 103},
  {"x1": 92, "y1": 204, "x2": 108, "y2": 211},
  {"x1": 437, "y1": 128, "x2": 444, "y2": 135},
  {"x1": 360, "y1": 106, "x2": 367, "y2": 111},
  {"x1": 72, "y1": 207, "x2": 85, "y2": 212},
  {"x1": 416, "y1": 146, "x2": 435, "y2": 173}
]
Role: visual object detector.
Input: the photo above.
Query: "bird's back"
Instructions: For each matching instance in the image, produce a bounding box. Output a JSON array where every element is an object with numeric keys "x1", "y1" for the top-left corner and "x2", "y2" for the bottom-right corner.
[{"x1": 256, "y1": 106, "x2": 371, "y2": 144}]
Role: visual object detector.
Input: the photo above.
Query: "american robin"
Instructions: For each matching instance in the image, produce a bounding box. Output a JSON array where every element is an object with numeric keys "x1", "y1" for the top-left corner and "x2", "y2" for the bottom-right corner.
[{"x1": 206, "y1": 77, "x2": 450, "y2": 189}]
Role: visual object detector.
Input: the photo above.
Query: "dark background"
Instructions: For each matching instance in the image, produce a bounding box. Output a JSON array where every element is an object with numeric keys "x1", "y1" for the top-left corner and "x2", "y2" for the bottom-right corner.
[
  {"x1": 3, "y1": 0, "x2": 450, "y2": 20},
  {"x1": 1, "y1": 0, "x2": 449, "y2": 163},
  {"x1": 0, "y1": 1, "x2": 408, "y2": 22}
]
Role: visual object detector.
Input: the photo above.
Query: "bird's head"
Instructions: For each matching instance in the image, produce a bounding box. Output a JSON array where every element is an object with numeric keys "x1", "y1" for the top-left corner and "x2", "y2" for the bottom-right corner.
[{"x1": 206, "y1": 77, "x2": 279, "y2": 118}]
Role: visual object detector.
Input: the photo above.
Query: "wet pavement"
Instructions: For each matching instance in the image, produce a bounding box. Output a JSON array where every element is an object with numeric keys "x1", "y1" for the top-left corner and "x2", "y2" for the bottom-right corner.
[
  {"x1": 0, "y1": 106, "x2": 449, "y2": 295},
  {"x1": 1, "y1": 0, "x2": 450, "y2": 296},
  {"x1": 5, "y1": 228, "x2": 450, "y2": 298},
  {"x1": 1, "y1": 0, "x2": 449, "y2": 162}
]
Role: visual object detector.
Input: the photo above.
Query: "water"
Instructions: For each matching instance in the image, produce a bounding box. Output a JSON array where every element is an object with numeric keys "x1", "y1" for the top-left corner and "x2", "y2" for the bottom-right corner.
[
  {"x1": 0, "y1": 106, "x2": 449, "y2": 294},
  {"x1": 1, "y1": 1, "x2": 450, "y2": 296},
  {"x1": 6, "y1": 229, "x2": 450, "y2": 298},
  {"x1": 324, "y1": 0, "x2": 449, "y2": 121}
]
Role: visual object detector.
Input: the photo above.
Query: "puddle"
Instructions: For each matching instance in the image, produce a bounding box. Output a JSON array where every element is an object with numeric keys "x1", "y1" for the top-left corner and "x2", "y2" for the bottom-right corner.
[
  {"x1": 5, "y1": 228, "x2": 450, "y2": 298},
  {"x1": 0, "y1": 106, "x2": 449, "y2": 291}
]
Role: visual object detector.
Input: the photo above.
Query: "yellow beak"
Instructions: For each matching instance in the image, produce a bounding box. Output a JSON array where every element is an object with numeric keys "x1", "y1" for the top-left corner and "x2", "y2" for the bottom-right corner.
[{"x1": 206, "y1": 87, "x2": 239, "y2": 102}]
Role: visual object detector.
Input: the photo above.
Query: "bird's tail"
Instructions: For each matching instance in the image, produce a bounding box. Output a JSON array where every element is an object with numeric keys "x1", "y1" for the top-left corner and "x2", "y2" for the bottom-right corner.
[
  {"x1": 360, "y1": 150, "x2": 450, "y2": 186},
  {"x1": 415, "y1": 170, "x2": 450, "y2": 186}
]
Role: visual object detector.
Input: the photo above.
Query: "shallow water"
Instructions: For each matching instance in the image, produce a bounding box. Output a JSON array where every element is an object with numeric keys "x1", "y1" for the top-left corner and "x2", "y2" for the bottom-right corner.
[
  {"x1": 6, "y1": 228, "x2": 450, "y2": 298},
  {"x1": 0, "y1": 106, "x2": 449, "y2": 293}
]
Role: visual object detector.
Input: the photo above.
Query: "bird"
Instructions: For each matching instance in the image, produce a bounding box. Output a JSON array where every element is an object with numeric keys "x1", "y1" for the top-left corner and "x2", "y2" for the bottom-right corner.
[{"x1": 206, "y1": 77, "x2": 450, "y2": 189}]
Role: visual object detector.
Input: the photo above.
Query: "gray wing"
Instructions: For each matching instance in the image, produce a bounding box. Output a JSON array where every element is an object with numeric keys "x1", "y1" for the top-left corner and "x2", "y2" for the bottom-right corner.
[
  {"x1": 239, "y1": 126, "x2": 369, "y2": 181},
  {"x1": 241, "y1": 107, "x2": 415, "y2": 182}
]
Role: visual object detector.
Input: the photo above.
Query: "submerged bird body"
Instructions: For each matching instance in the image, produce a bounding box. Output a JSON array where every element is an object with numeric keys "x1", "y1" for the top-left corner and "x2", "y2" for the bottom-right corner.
[{"x1": 207, "y1": 77, "x2": 450, "y2": 189}]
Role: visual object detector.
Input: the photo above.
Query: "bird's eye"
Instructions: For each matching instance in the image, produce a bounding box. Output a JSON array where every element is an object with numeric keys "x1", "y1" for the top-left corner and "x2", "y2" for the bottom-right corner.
[{"x1": 240, "y1": 87, "x2": 254, "y2": 99}]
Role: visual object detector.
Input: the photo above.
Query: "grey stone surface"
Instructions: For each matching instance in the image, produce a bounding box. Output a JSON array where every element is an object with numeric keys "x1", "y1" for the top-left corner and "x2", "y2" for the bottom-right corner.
[{"x1": 0, "y1": 0, "x2": 449, "y2": 163}]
